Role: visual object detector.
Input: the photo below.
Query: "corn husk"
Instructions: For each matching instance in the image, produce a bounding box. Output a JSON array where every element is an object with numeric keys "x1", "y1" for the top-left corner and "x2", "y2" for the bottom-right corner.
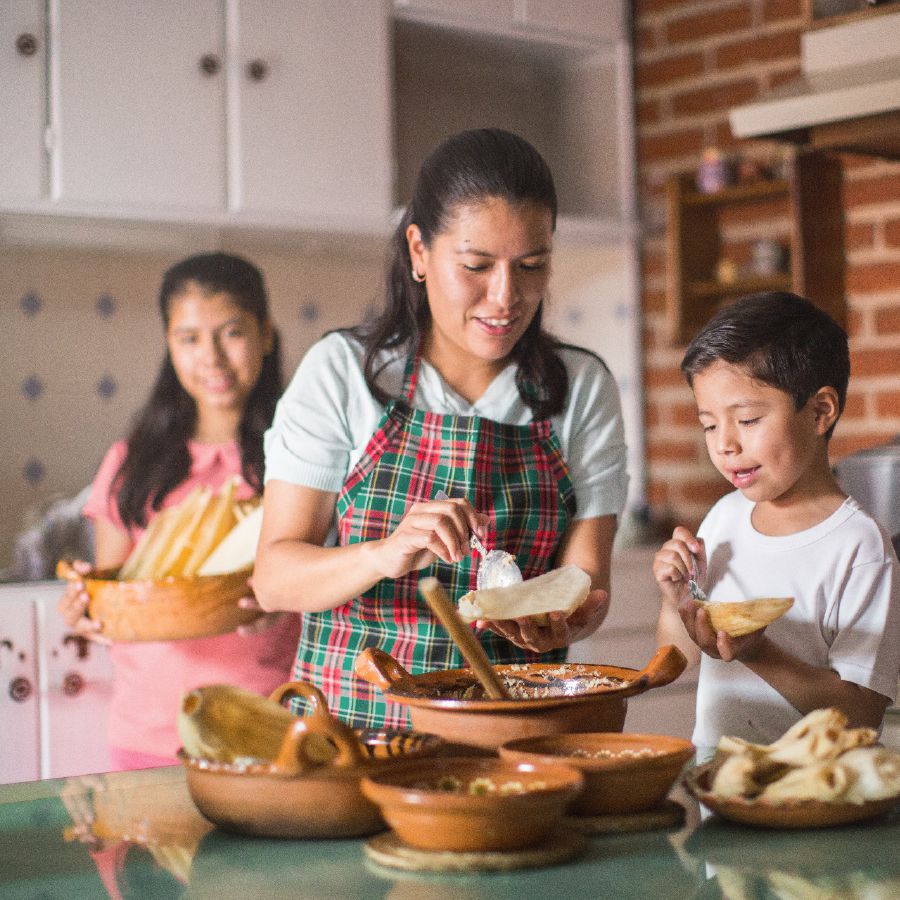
[{"x1": 705, "y1": 597, "x2": 794, "y2": 637}]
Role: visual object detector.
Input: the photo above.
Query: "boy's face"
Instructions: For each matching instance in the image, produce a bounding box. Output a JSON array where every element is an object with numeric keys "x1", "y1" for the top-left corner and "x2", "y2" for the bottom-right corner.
[{"x1": 691, "y1": 361, "x2": 828, "y2": 505}]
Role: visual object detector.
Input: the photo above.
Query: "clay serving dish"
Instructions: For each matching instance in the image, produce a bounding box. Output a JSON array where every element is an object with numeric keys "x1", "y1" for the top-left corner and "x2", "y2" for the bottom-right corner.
[
  {"x1": 683, "y1": 761, "x2": 900, "y2": 829},
  {"x1": 354, "y1": 644, "x2": 687, "y2": 750},
  {"x1": 499, "y1": 732, "x2": 695, "y2": 816},
  {"x1": 360, "y1": 756, "x2": 584, "y2": 852},
  {"x1": 180, "y1": 682, "x2": 443, "y2": 839},
  {"x1": 57, "y1": 560, "x2": 261, "y2": 641}
]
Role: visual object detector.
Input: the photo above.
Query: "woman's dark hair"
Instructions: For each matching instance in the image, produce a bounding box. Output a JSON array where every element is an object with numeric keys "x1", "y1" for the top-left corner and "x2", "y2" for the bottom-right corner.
[
  {"x1": 681, "y1": 291, "x2": 849, "y2": 439},
  {"x1": 114, "y1": 252, "x2": 282, "y2": 528},
  {"x1": 350, "y1": 127, "x2": 569, "y2": 419}
]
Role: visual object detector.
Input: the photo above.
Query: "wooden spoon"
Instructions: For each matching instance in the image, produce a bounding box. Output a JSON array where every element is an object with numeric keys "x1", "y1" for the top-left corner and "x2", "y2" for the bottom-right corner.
[{"x1": 418, "y1": 576, "x2": 511, "y2": 700}]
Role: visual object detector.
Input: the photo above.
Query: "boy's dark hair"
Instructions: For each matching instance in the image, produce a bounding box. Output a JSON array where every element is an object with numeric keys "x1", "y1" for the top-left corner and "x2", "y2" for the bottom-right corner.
[
  {"x1": 681, "y1": 292, "x2": 849, "y2": 439},
  {"x1": 350, "y1": 127, "x2": 570, "y2": 419},
  {"x1": 114, "y1": 252, "x2": 282, "y2": 529}
]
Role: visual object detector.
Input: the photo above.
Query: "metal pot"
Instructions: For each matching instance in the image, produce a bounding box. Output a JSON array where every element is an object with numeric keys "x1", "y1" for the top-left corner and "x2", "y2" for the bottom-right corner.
[{"x1": 354, "y1": 644, "x2": 687, "y2": 750}]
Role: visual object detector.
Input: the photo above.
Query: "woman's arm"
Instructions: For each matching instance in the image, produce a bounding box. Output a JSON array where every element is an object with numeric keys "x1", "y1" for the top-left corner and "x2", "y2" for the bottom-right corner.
[
  {"x1": 480, "y1": 514, "x2": 617, "y2": 653},
  {"x1": 253, "y1": 480, "x2": 487, "y2": 613}
]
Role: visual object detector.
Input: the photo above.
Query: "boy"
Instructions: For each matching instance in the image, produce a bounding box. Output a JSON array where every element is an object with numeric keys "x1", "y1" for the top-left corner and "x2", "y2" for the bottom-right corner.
[{"x1": 654, "y1": 292, "x2": 899, "y2": 746}]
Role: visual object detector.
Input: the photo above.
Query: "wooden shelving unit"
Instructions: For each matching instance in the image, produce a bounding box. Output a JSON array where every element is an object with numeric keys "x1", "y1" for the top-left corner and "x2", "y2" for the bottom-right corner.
[{"x1": 665, "y1": 151, "x2": 846, "y2": 345}]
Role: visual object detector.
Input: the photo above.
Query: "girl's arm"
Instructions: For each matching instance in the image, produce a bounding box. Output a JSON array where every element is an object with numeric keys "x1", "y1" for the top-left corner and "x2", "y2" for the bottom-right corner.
[
  {"x1": 253, "y1": 480, "x2": 487, "y2": 613},
  {"x1": 479, "y1": 514, "x2": 616, "y2": 653}
]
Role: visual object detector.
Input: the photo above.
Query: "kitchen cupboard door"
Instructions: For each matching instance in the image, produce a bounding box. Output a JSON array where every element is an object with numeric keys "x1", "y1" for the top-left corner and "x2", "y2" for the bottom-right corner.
[
  {"x1": 0, "y1": 593, "x2": 40, "y2": 784},
  {"x1": 0, "y1": 0, "x2": 47, "y2": 203},
  {"x1": 52, "y1": 0, "x2": 226, "y2": 212},
  {"x1": 232, "y1": 0, "x2": 393, "y2": 226},
  {"x1": 35, "y1": 586, "x2": 113, "y2": 779}
]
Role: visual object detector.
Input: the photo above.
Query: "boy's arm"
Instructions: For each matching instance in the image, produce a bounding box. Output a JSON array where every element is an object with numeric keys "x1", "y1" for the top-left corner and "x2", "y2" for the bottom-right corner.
[{"x1": 738, "y1": 637, "x2": 890, "y2": 729}]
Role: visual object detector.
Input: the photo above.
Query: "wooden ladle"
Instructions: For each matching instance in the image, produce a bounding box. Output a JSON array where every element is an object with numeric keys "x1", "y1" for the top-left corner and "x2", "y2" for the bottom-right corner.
[{"x1": 418, "y1": 576, "x2": 511, "y2": 700}]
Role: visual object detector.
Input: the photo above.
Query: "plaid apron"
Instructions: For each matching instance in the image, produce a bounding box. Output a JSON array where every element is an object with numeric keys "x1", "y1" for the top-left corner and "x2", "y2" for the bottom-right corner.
[{"x1": 292, "y1": 353, "x2": 576, "y2": 728}]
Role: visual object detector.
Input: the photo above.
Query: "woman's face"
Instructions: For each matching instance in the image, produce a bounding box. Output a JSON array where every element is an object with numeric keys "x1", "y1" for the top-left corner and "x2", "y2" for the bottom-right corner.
[
  {"x1": 165, "y1": 283, "x2": 272, "y2": 420},
  {"x1": 407, "y1": 197, "x2": 553, "y2": 377}
]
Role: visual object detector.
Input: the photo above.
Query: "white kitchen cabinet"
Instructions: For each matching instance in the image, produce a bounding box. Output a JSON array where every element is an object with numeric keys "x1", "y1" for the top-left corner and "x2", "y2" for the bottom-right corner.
[
  {"x1": 0, "y1": 0, "x2": 47, "y2": 203},
  {"x1": 0, "y1": 581, "x2": 113, "y2": 784},
  {"x1": 47, "y1": 0, "x2": 392, "y2": 226}
]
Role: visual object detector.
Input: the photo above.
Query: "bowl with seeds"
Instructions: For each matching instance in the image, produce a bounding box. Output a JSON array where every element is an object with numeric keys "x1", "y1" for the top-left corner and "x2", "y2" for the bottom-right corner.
[{"x1": 499, "y1": 732, "x2": 695, "y2": 816}]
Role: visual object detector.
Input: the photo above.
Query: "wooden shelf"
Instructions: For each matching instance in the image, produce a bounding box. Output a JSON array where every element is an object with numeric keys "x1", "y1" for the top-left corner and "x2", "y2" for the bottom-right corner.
[{"x1": 665, "y1": 151, "x2": 846, "y2": 345}]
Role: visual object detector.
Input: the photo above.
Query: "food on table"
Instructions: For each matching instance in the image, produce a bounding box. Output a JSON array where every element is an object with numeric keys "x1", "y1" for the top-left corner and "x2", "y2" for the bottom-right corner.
[
  {"x1": 457, "y1": 564, "x2": 591, "y2": 625},
  {"x1": 117, "y1": 478, "x2": 260, "y2": 580},
  {"x1": 703, "y1": 596, "x2": 794, "y2": 637},
  {"x1": 708, "y1": 707, "x2": 899, "y2": 805}
]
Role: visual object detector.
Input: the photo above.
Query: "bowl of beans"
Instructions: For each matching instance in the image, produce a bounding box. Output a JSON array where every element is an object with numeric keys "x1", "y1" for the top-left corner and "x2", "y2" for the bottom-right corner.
[{"x1": 498, "y1": 732, "x2": 695, "y2": 816}]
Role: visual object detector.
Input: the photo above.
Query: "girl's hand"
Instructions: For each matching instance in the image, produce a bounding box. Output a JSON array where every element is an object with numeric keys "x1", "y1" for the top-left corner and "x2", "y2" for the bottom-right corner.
[
  {"x1": 653, "y1": 526, "x2": 705, "y2": 606},
  {"x1": 677, "y1": 597, "x2": 766, "y2": 661},
  {"x1": 477, "y1": 588, "x2": 609, "y2": 654},
  {"x1": 57, "y1": 560, "x2": 111, "y2": 645},
  {"x1": 374, "y1": 495, "x2": 490, "y2": 580}
]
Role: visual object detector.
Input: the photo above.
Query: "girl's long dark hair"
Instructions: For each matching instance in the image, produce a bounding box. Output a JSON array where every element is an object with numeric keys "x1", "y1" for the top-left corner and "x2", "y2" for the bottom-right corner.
[
  {"x1": 113, "y1": 253, "x2": 282, "y2": 529},
  {"x1": 349, "y1": 128, "x2": 568, "y2": 419}
]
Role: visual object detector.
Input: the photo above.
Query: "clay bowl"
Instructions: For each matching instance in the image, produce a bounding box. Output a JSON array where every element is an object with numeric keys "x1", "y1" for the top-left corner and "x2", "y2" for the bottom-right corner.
[
  {"x1": 57, "y1": 560, "x2": 260, "y2": 641},
  {"x1": 180, "y1": 682, "x2": 443, "y2": 839},
  {"x1": 354, "y1": 644, "x2": 687, "y2": 750},
  {"x1": 360, "y1": 756, "x2": 584, "y2": 853},
  {"x1": 499, "y1": 732, "x2": 695, "y2": 816}
]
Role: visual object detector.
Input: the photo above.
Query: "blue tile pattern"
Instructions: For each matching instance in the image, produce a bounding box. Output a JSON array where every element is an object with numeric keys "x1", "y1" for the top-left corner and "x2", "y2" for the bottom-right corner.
[
  {"x1": 21, "y1": 375, "x2": 44, "y2": 400},
  {"x1": 23, "y1": 458, "x2": 46, "y2": 485},
  {"x1": 20, "y1": 292, "x2": 42, "y2": 317},
  {"x1": 299, "y1": 300, "x2": 320, "y2": 323},
  {"x1": 96, "y1": 375, "x2": 117, "y2": 399},
  {"x1": 95, "y1": 293, "x2": 117, "y2": 318}
]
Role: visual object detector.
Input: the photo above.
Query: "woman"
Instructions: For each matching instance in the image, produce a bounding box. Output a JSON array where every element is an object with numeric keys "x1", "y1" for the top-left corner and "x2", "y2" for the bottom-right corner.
[
  {"x1": 255, "y1": 129, "x2": 628, "y2": 728},
  {"x1": 59, "y1": 252, "x2": 299, "y2": 770}
]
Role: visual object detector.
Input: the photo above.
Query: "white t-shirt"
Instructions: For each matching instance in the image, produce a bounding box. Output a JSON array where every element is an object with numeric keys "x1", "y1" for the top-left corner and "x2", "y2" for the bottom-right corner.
[
  {"x1": 265, "y1": 330, "x2": 629, "y2": 533},
  {"x1": 693, "y1": 492, "x2": 900, "y2": 747}
]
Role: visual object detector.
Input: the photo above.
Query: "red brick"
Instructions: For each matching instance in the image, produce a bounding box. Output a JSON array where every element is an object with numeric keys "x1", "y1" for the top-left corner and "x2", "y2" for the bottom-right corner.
[
  {"x1": 715, "y1": 30, "x2": 801, "y2": 70},
  {"x1": 648, "y1": 440, "x2": 702, "y2": 463},
  {"x1": 846, "y1": 309, "x2": 864, "y2": 339},
  {"x1": 845, "y1": 222, "x2": 875, "y2": 251},
  {"x1": 850, "y1": 347, "x2": 900, "y2": 378},
  {"x1": 884, "y1": 218, "x2": 900, "y2": 249},
  {"x1": 645, "y1": 366, "x2": 690, "y2": 389},
  {"x1": 635, "y1": 25, "x2": 657, "y2": 54},
  {"x1": 646, "y1": 480, "x2": 670, "y2": 507},
  {"x1": 762, "y1": 0, "x2": 804, "y2": 23},
  {"x1": 847, "y1": 261, "x2": 900, "y2": 294},
  {"x1": 672, "y1": 401, "x2": 701, "y2": 426},
  {"x1": 768, "y1": 66, "x2": 803, "y2": 90},
  {"x1": 840, "y1": 391, "x2": 866, "y2": 420},
  {"x1": 636, "y1": 98, "x2": 661, "y2": 125},
  {"x1": 830, "y1": 432, "x2": 898, "y2": 461},
  {"x1": 672, "y1": 79, "x2": 758, "y2": 116},
  {"x1": 636, "y1": 51, "x2": 705, "y2": 91},
  {"x1": 666, "y1": 4, "x2": 753, "y2": 45},
  {"x1": 874, "y1": 390, "x2": 900, "y2": 418},
  {"x1": 845, "y1": 175, "x2": 900, "y2": 207},
  {"x1": 642, "y1": 249, "x2": 666, "y2": 280},
  {"x1": 643, "y1": 287, "x2": 667, "y2": 313},
  {"x1": 874, "y1": 306, "x2": 900, "y2": 336},
  {"x1": 638, "y1": 128, "x2": 706, "y2": 164}
]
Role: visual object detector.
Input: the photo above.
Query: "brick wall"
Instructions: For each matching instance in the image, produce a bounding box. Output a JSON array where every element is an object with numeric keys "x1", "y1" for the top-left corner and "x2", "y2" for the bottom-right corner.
[{"x1": 635, "y1": 0, "x2": 900, "y2": 529}]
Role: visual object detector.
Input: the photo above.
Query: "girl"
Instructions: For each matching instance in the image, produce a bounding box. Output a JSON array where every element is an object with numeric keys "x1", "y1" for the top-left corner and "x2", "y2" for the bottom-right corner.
[
  {"x1": 59, "y1": 252, "x2": 299, "y2": 770},
  {"x1": 255, "y1": 129, "x2": 629, "y2": 728}
]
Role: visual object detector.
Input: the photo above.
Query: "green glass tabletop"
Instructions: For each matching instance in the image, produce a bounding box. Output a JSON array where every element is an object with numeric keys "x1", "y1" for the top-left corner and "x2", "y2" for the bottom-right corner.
[{"x1": 0, "y1": 764, "x2": 897, "y2": 900}]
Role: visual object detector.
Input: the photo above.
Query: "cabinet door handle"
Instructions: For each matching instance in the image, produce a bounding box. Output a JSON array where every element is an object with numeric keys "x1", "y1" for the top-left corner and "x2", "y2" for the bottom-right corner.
[
  {"x1": 16, "y1": 33, "x2": 39, "y2": 57},
  {"x1": 246, "y1": 59, "x2": 269, "y2": 82},
  {"x1": 198, "y1": 53, "x2": 221, "y2": 76},
  {"x1": 63, "y1": 672, "x2": 85, "y2": 697},
  {"x1": 9, "y1": 676, "x2": 33, "y2": 703}
]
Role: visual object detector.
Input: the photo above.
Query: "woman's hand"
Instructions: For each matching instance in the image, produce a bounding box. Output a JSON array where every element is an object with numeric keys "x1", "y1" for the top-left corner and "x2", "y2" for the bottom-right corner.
[
  {"x1": 477, "y1": 588, "x2": 609, "y2": 654},
  {"x1": 57, "y1": 560, "x2": 111, "y2": 645},
  {"x1": 653, "y1": 526, "x2": 705, "y2": 607},
  {"x1": 374, "y1": 495, "x2": 490, "y2": 580}
]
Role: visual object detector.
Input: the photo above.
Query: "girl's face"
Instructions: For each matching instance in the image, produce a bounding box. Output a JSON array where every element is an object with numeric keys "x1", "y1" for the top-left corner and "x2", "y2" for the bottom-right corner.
[
  {"x1": 165, "y1": 284, "x2": 271, "y2": 421},
  {"x1": 407, "y1": 197, "x2": 553, "y2": 377},
  {"x1": 691, "y1": 361, "x2": 830, "y2": 506}
]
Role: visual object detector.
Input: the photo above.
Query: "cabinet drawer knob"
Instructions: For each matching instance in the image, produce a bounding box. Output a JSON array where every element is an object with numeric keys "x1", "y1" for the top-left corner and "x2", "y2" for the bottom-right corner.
[
  {"x1": 199, "y1": 53, "x2": 221, "y2": 76},
  {"x1": 246, "y1": 59, "x2": 269, "y2": 82},
  {"x1": 9, "y1": 676, "x2": 33, "y2": 703},
  {"x1": 63, "y1": 672, "x2": 85, "y2": 697},
  {"x1": 16, "y1": 33, "x2": 39, "y2": 57}
]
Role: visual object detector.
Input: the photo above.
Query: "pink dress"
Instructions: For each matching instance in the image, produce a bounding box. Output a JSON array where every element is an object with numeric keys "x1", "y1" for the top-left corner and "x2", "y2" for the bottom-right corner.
[{"x1": 83, "y1": 440, "x2": 300, "y2": 767}]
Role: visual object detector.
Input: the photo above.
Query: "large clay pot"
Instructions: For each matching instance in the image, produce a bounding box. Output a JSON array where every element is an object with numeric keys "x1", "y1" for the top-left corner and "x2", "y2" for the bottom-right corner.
[{"x1": 354, "y1": 644, "x2": 687, "y2": 750}]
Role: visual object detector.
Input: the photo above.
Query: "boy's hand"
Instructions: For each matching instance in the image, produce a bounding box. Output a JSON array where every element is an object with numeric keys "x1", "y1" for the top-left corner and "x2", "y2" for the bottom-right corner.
[
  {"x1": 653, "y1": 527, "x2": 705, "y2": 606},
  {"x1": 677, "y1": 597, "x2": 767, "y2": 661}
]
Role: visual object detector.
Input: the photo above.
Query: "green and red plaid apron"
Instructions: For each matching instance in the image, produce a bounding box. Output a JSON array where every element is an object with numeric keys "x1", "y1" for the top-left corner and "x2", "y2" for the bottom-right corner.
[{"x1": 292, "y1": 352, "x2": 576, "y2": 728}]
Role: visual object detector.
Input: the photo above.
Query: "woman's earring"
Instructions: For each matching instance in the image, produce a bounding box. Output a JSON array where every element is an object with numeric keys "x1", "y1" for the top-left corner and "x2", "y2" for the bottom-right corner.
[{"x1": 411, "y1": 268, "x2": 425, "y2": 283}]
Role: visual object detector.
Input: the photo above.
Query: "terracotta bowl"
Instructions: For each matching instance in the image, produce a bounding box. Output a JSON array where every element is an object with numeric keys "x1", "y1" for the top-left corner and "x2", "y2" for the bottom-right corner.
[
  {"x1": 180, "y1": 682, "x2": 443, "y2": 839},
  {"x1": 499, "y1": 732, "x2": 695, "y2": 816},
  {"x1": 354, "y1": 644, "x2": 688, "y2": 750},
  {"x1": 57, "y1": 560, "x2": 260, "y2": 641},
  {"x1": 360, "y1": 756, "x2": 584, "y2": 852}
]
